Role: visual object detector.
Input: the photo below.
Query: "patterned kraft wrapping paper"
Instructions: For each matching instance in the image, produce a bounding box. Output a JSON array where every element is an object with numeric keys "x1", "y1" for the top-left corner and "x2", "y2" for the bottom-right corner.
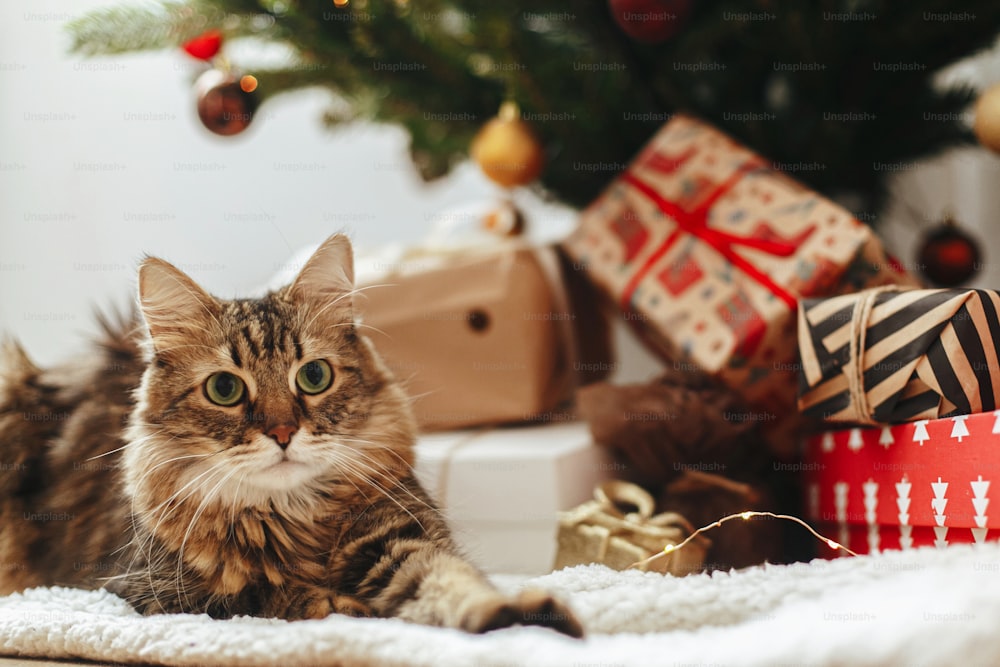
[
  {"x1": 798, "y1": 288, "x2": 1000, "y2": 424},
  {"x1": 562, "y1": 114, "x2": 916, "y2": 454},
  {"x1": 804, "y1": 412, "x2": 1000, "y2": 555}
]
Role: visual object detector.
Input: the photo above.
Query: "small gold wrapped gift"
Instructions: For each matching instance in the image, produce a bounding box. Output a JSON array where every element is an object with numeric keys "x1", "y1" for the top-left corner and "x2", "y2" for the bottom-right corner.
[{"x1": 554, "y1": 480, "x2": 709, "y2": 575}]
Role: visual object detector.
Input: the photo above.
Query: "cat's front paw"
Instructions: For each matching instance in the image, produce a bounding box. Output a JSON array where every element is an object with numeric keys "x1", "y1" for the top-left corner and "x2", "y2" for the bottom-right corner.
[
  {"x1": 464, "y1": 589, "x2": 584, "y2": 638},
  {"x1": 274, "y1": 589, "x2": 374, "y2": 620}
]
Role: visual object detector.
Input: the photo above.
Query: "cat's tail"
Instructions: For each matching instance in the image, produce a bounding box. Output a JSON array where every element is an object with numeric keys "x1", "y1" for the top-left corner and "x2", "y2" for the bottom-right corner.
[
  {"x1": 0, "y1": 337, "x2": 38, "y2": 400},
  {"x1": 0, "y1": 338, "x2": 47, "y2": 593},
  {"x1": 92, "y1": 305, "x2": 146, "y2": 360},
  {"x1": 0, "y1": 336, "x2": 43, "y2": 499}
]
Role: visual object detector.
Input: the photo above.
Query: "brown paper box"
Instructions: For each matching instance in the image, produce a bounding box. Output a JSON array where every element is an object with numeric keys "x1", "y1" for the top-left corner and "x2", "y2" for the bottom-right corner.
[{"x1": 357, "y1": 245, "x2": 612, "y2": 432}]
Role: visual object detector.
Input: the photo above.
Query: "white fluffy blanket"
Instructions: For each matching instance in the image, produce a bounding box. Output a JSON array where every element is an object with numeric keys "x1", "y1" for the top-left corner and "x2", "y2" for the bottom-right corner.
[{"x1": 3, "y1": 543, "x2": 1000, "y2": 667}]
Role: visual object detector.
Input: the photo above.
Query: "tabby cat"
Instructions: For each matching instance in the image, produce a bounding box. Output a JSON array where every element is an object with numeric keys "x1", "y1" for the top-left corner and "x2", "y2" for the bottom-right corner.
[{"x1": 0, "y1": 234, "x2": 582, "y2": 636}]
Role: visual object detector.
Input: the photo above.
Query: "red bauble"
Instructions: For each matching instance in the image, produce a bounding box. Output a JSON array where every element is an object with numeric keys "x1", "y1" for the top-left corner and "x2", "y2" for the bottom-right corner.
[
  {"x1": 183, "y1": 30, "x2": 223, "y2": 60},
  {"x1": 194, "y1": 69, "x2": 259, "y2": 137},
  {"x1": 917, "y1": 218, "x2": 982, "y2": 287},
  {"x1": 608, "y1": 0, "x2": 691, "y2": 43}
]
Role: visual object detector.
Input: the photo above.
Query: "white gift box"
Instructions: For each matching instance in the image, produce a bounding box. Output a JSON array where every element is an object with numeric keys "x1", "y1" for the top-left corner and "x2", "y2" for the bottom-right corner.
[{"x1": 413, "y1": 421, "x2": 615, "y2": 575}]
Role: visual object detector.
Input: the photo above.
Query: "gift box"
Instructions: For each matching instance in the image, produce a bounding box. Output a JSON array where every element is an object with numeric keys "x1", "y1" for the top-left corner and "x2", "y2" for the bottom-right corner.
[
  {"x1": 358, "y1": 243, "x2": 613, "y2": 432},
  {"x1": 798, "y1": 287, "x2": 1000, "y2": 424},
  {"x1": 562, "y1": 114, "x2": 915, "y2": 454},
  {"x1": 554, "y1": 480, "x2": 708, "y2": 575},
  {"x1": 413, "y1": 421, "x2": 616, "y2": 574},
  {"x1": 804, "y1": 412, "x2": 1000, "y2": 555}
]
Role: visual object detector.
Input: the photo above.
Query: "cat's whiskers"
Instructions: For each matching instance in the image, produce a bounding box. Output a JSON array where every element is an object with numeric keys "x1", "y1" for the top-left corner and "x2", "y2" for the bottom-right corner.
[
  {"x1": 325, "y1": 450, "x2": 426, "y2": 531},
  {"x1": 336, "y1": 435, "x2": 414, "y2": 472},
  {"x1": 86, "y1": 427, "x2": 172, "y2": 461},
  {"x1": 142, "y1": 342, "x2": 222, "y2": 356},
  {"x1": 126, "y1": 451, "x2": 216, "y2": 553},
  {"x1": 346, "y1": 321, "x2": 389, "y2": 338},
  {"x1": 110, "y1": 449, "x2": 213, "y2": 564},
  {"x1": 125, "y1": 458, "x2": 228, "y2": 599},
  {"x1": 132, "y1": 452, "x2": 222, "y2": 520},
  {"x1": 175, "y1": 466, "x2": 240, "y2": 609},
  {"x1": 141, "y1": 463, "x2": 231, "y2": 612},
  {"x1": 299, "y1": 283, "x2": 381, "y2": 333},
  {"x1": 226, "y1": 471, "x2": 249, "y2": 526},
  {"x1": 335, "y1": 438, "x2": 445, "y2": 519},
  {"x1": 122, "y1": 460, "x2": 226, "y2": 601},
  {"x1": 395, "y1": 385, "x2": 440, "y2": 405}
]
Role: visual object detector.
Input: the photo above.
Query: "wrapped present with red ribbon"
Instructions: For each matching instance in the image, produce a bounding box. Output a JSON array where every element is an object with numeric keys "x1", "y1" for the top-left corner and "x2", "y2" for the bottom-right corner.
[
  {"x1": 804, "y1": 411, "x2": 1000, "y2": 556},
  {"x1": 562, "y1": 114, "x2": 917, "y2": 456}
]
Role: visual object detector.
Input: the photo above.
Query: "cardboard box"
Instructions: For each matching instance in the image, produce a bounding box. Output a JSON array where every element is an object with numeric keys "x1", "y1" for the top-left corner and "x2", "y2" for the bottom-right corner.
[
  {"x1": 413, "y1": 421, "x2": 615, "y2": 574},
  {"x1": 358, "y1": 245, "x2": 613, "y2": 432}
]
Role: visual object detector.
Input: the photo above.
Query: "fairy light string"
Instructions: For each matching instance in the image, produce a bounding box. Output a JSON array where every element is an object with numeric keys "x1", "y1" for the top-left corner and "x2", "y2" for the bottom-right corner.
[{"x1": 629, "y1": 510, "x2": 859, "y2": 570}]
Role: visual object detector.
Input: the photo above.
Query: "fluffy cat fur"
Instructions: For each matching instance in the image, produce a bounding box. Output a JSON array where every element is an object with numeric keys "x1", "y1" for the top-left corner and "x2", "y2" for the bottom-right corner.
[{"x1": 0, "y1": 234, "x2": 582, "y2": 637}]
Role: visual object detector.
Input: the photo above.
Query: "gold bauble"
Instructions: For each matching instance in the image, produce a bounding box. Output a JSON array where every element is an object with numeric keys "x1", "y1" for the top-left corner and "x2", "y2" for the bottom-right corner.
[
  {"x1": 973, "y1": 83, "x2": 1000, "y2": 153},
  {"x1": 470, "y1": 101, "x2": 545, "y2": 187}
]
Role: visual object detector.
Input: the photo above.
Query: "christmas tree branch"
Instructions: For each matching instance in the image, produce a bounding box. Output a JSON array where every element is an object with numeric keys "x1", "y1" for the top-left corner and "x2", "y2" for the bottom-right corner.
[
  {"x1": 63, "y1": 0, "x2": 1000, "y2": 211},
  {"x1": 67, "y1": 1, "x2": 261, "y2": 55}
]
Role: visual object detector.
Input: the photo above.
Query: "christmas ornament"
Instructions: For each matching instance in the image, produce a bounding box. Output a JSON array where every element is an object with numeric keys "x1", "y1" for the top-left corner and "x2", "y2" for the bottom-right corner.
[
  {"x1": 916, "y1": 216, "x2": 981, "y2": 287},
  {"x1": 470, "y1": 101, "x2": 545, "y2": 187},
  {"x1": 608, "y1": 0, "x2": 691, "y2": 44},
  {"x1": 182, "y1": 30, "x2": 223, "y2": 61},
  {"x1": 973, "y1": 83, "x2": 1000, "y2": 154},
  {"x1": 194, "y1": 69, "x2": 259, "y2": 137},
  {"x1": 481, "y1": 200, "x2": 525, "y2": 237}
]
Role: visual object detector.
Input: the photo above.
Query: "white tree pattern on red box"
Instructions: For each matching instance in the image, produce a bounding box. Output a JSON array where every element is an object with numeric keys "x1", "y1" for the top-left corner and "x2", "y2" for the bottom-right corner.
[{"x1": 806, "y1": 413, "x2": 1000, "y2": 555}]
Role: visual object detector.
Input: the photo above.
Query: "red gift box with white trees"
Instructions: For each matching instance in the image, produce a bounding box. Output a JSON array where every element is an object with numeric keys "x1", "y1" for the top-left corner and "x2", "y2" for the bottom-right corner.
[{"x1": 805, "y1": 411, "x2": 1000, "y2": 555}]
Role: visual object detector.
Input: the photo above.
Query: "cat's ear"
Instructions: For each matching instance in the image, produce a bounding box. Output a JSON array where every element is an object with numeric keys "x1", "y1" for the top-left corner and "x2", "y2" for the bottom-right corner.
[
  {"x1": 287, "y1": 234, "x2": 355, "y2": 309},
  {"x1": 137, "y1": 257, "x2": 221, "y2": 351}
]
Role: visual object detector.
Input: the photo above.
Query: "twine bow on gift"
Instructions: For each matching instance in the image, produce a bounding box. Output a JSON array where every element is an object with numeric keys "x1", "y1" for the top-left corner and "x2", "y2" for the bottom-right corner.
[
  {"x1": 844, "y1": 285, "x2": 905, "y2": 424},
  {"x1": 554, "y1": 480, "x2": 709, "y2": 576},
  {"x1": 620, "y1": 162, "x2": 803, "y2": 312},
  {"x1": 798, "y1": 286, "x2": 1000, "y2": 424}
]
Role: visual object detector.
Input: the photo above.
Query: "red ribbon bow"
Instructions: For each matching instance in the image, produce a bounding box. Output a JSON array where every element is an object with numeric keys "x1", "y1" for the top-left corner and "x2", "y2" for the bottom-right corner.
[{"x1": 619, "y1": 161, "x2": 801, "y2": 312}]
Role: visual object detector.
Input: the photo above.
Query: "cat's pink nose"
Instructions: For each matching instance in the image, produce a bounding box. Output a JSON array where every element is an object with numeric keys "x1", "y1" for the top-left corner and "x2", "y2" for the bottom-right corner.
[{"x1": 266, "y1": 423, "x2": 298, "y2": 449}]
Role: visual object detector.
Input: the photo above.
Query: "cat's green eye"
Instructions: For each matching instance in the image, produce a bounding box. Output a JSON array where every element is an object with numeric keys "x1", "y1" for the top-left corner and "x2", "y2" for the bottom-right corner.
[
  {"x1": 205, "y1": 372, "x2": 246, "y2": 406},
  {"x1": 296, "y1": 360, "x2": 333, "y2": 395}
]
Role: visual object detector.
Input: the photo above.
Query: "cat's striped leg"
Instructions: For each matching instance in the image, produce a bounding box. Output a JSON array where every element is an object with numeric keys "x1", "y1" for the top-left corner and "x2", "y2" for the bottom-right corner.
[{"x1": 372, "y1": 549, "x2": 584, "y2": 637}]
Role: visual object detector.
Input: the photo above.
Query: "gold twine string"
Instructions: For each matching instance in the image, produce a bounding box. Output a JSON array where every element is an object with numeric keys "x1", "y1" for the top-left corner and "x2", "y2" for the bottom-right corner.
[
  {"x1": 628, "y1": 510, "x2": 859, "y2": 570},
  {"x1": 847, "y1": 285, "x2": 903, "y2": 424}
]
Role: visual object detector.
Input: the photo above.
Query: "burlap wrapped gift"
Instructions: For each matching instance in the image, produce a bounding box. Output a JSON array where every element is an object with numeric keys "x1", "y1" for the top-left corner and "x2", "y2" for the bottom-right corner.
[{"x1": 554, "y1": 480, "x2": 708, "y2": 575}]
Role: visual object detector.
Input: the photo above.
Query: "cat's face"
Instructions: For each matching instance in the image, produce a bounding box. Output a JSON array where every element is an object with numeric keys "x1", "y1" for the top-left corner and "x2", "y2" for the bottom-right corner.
[{"x1": 124, "y1": 235, "x2": 415, "y2": 515}]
